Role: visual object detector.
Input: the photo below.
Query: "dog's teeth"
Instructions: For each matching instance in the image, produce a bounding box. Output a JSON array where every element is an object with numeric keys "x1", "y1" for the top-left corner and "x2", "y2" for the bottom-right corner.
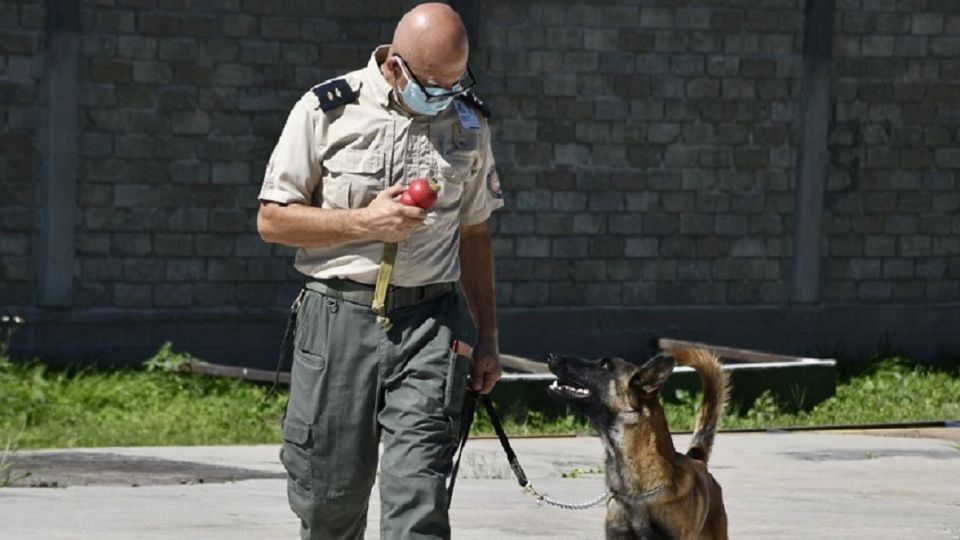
[{"x1": 550, "y1": 381, "x2": 591, "y2": 398}]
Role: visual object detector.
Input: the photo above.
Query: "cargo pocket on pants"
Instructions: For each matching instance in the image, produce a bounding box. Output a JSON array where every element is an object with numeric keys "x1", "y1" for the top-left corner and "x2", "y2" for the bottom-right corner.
[
  {"x1": 280, "y1": 417, "x2": 314, "y2": 517},
  {"x1": 442, "y1": 349, "x2": 472, "y2": 436},
  {"x1": 288, "y1": 349, "x2": 326, "y2": 423}
]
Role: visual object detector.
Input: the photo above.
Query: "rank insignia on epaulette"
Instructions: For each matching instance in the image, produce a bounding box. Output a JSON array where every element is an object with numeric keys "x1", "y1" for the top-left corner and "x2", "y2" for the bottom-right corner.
[
  {"x1": 457, "y1": 90, "x2": 490, "y2": 119},
  {"x1": 312, "y1": 79, "x2": 358, "y2": 112}
]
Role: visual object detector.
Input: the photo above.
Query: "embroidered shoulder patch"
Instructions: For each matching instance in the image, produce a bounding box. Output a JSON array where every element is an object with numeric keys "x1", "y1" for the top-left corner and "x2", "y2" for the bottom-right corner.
[
  {"x1": 486, "y1": 167, "x2": 503, "y2": 199},
  {"x1": 311, "y1": 79, "x2": 357, "y2": 112},
  {"x1": 456, "y1": 90, "x2": 490, "y2": 119}
]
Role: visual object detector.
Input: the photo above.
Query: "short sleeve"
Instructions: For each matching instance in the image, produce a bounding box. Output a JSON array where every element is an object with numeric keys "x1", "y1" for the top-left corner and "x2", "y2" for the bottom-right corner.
[
  {"x1": 258, "y1": 96, "x2": 323, "y2": 205},
  {"x1": 459, "y1": 124, "x2": 504, "y2": 226}
]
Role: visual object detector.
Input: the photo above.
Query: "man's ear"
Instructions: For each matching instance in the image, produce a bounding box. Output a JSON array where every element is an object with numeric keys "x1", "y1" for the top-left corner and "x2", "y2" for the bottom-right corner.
[
  {"x1": 629, "y1": 353, "x2": 675, "y2": 396},
  {"x1": 383, "y1": 55, "x2": 402, "y2": 86}
]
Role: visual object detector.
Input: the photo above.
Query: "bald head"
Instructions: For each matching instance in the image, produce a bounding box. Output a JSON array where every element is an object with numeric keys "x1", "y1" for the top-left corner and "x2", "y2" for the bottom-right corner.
[{"x1": 389, "y1": 3, "x2": 469, "y2": 88}]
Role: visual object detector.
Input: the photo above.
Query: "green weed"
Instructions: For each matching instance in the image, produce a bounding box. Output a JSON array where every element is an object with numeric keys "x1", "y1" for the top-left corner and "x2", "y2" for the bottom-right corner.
[
  {"x1": 143, "y1": 342, "x2": 195, "y2": 373},
  {"x1": 560, "y1": 467, "x2": 602, "y2": 478},
  {"x1": 0, "y1": 431, "x2": 29, "y2": 488}
]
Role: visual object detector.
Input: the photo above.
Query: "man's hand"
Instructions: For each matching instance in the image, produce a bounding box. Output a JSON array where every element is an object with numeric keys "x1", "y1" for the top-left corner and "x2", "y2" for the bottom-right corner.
[
  {"x1": 470, "y1": 338, "x2": 501, "y2": 394},
  {"x1": 358, "y1": 184, "x2": 427, "y2": 242}
]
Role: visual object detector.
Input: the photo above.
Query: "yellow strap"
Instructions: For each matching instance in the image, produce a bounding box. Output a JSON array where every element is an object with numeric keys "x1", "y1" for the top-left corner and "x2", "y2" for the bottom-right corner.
[{"x1": 372, "y1": 242, "x2": 398, "y2": 329}]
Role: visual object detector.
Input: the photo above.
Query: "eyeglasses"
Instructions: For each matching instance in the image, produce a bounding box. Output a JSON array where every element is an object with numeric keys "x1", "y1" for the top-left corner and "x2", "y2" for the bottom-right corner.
[{"x1": 393, "y1": 54, "x2": 476, "y2": 102}]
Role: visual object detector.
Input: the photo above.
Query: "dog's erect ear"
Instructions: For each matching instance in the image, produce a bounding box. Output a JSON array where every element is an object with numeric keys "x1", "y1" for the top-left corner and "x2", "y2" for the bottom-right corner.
[{"x1": 630, "y1": 353, "x2": 675, "y2": 396}]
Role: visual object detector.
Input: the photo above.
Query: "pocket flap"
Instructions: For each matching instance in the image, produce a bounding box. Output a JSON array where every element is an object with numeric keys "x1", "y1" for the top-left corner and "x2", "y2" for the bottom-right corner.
[
  {"x1": 324, "y1": 150, "x2": 383, "y2": 174},
  {"x1": 282, "y1": 418, "x2": 311, "y2": 445},
  {"x1": 438, "y1": 150, "x2": 477, "y2": 184}
]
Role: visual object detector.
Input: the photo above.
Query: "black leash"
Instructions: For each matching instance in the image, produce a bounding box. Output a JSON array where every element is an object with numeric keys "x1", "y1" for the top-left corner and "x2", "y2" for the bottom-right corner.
[
  {"x1": 446, "y1": 391, "x2": 478, "y2": 508},
  {"x1": 265, "y1": 289, "x2": 305, "y2": 402},
  {"x1": 447, "y1": 393, "x2": 529, "y2": 508},
  {"x1": 478, "y1": 394, "x2": 529, "y2": 488},
  {"x1": 447, "y1": 392, "x2": 614, "y2": 510}
]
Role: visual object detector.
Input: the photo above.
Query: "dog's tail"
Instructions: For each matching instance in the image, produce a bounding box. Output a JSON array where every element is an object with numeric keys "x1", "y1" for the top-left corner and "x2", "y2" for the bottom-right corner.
[{"x1": 671, "y1": 348, "x2": 729, "y2": 463}]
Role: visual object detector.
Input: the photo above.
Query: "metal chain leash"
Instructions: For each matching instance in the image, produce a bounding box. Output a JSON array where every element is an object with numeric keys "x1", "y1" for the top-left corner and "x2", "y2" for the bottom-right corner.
[
  {"x1": 520, "y1": 482, "x2": 664, "y2": 510},
  {"x1": 521, "y1": 483, "x2": 611, "y2": 510}
]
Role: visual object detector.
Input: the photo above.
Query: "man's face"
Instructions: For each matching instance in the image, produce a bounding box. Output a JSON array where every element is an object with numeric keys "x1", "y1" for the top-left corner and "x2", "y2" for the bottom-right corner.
[
  {"x1": 383, "y1": 47, "x2": 473, "y2": 116},
  {"x1": 391, "y1": 53, "x2": 474, "y2": 100}
]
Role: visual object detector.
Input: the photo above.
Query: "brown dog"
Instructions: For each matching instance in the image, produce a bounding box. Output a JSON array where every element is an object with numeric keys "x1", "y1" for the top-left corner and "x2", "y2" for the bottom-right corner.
[{"x1": 547, "y1": 348, "x2": 728, "y2": 540}]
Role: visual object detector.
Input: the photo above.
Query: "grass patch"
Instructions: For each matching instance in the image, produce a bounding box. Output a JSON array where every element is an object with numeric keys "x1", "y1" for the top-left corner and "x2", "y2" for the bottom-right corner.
[
  {"x1": 0, "y1": 346, "x2": 286, "y2": 449},
  {"x1": 671, "y1": 358, "x2": 960, "y2": 431},
  {"x1": 1, "y1": 348, "x2": 958, "y2": 449}
]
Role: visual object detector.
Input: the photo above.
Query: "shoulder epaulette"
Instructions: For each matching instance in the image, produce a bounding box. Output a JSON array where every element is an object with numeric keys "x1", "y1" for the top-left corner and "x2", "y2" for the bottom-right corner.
[
  {"x1": 456, "y1": 90, "x2": 490, "y2": 119},
  {"x1": 311, "y1": 78, "x2": 359, "y2": 112}
]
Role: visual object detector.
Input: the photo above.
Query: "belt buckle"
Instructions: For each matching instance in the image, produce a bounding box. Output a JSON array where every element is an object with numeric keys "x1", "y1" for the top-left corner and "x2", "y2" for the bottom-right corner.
[
  {"x1": 414, "y1": 285, "x2": 427, "y2": 303},
  {"x1": 384, "y1": 285, "x2": 396, "y2": 313},
  {"x1": 385, "y1": 284, "x2": 437, "y2": 312},
  {"x1": 389, "y1": 284, "x2": 411, "y2": 312}
]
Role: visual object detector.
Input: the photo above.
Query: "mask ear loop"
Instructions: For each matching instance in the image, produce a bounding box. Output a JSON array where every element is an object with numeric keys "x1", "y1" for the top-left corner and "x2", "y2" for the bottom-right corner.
[
  {"x1": 394, "y1": 55, "x2": 419, "y2": 95},
  {"x1": 387, "y1": 55, "x2": 409, "y2": 106}
]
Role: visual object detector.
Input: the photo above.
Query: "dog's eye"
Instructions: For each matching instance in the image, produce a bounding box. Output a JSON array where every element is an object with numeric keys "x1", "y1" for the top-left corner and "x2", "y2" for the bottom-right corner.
[{"x1": 600, "y1": 358, "x2": 614, "y2": 371}]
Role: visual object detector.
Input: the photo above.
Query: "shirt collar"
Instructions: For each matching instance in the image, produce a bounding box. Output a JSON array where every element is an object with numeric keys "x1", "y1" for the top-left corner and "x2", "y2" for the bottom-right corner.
[{"x1": 366, "y1": 45, "x2": 395, "y2": 108}]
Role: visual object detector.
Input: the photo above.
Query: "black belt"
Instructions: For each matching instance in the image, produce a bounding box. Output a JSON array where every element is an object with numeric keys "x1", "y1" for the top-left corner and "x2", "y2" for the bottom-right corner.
[
  {"x1": 264, "y1": 278, "x2": 456, "y2": 400},
  {"x1": 305, "y1": 278, "x2": 456, "y2": 312}
]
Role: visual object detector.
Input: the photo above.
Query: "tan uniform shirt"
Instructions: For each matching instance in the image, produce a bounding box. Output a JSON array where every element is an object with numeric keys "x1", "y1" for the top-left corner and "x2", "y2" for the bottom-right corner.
[{"x1": 259, "y1": 46, "x2": 503, "y2": 287}]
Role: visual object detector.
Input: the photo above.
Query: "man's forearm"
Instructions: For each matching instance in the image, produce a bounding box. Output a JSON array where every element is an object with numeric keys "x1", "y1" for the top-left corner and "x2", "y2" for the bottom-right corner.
[
  {"x1": 257, "y1": 202, "x2": 369, "y2": 248},
  {"x1": 458, "y1": 222, "x2": 498, "y2": 346}
]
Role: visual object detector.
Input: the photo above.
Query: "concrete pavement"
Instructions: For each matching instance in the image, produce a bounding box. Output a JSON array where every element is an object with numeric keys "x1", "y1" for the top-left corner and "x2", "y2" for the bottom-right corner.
[{"x1": 1, "y1": 430, "x2": 958, "y2": 539}]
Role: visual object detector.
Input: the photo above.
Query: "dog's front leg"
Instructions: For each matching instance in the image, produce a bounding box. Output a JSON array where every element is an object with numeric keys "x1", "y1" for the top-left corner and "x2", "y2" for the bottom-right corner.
[
  {"x1": 605, "y1": 507, "x2": 670, "y2": 540},
  {"x1": 605, "y1": 523, "x2": 640, "y2": 540},
  {"x1": 605, "y1": 525, "x2": 670, "y2": 540},
  {"x1": 605, "y1": 506, "x2": 631, "y2": 539},
  {"x1": 605, "y1": 503, "x2": 639, "y2": 540}
]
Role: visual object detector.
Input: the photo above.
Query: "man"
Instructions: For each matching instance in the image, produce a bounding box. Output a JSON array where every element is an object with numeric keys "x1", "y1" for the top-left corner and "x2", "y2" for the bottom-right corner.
[{"x1": 256, "y1": 3, "x2": 502, "y2": 539}]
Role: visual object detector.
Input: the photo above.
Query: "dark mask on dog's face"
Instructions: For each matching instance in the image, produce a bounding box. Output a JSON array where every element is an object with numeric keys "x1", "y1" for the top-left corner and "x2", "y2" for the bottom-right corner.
[{"x1": 548, "y1": 355, "x2": 672, "y2": 414}]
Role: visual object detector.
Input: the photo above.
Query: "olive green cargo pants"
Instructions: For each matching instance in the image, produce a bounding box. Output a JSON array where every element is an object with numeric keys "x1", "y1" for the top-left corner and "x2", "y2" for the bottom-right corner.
[{"x1": 280, "y1": 280, "x2": 472, "y2": 540}]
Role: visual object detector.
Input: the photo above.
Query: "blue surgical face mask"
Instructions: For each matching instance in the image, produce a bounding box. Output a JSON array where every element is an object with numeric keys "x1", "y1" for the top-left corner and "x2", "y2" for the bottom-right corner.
[
  {"x1": 394, "y1": 57, "x2": 459, "y2": 116},
  {"x1": 399, "y1": 80, "x2": 455, "y2": 116}
]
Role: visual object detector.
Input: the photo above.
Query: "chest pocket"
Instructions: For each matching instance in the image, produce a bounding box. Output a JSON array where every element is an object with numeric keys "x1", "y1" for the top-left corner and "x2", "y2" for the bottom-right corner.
[
  {"x1": 320, "y1": 150, "x2": 385, "y2": 209},
  {"x1": 436, "y1": 123, "x2": 481, "y2": 185}
]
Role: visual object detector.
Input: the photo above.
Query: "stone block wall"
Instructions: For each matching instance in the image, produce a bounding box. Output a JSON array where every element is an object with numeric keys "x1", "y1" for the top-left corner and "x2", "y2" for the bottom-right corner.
[
  {"x1": 1, "y1": 0, "x2": 958, "y2": 362},
  {"x1": 0, "y1": 1, "x2": 43, "y2": 306},
  {"x1": 478, "y1": 1, "x2": 805, "y2": 307},
  {"x1": 824, "y1": 1, "x2": 960, "y2": 303}
]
